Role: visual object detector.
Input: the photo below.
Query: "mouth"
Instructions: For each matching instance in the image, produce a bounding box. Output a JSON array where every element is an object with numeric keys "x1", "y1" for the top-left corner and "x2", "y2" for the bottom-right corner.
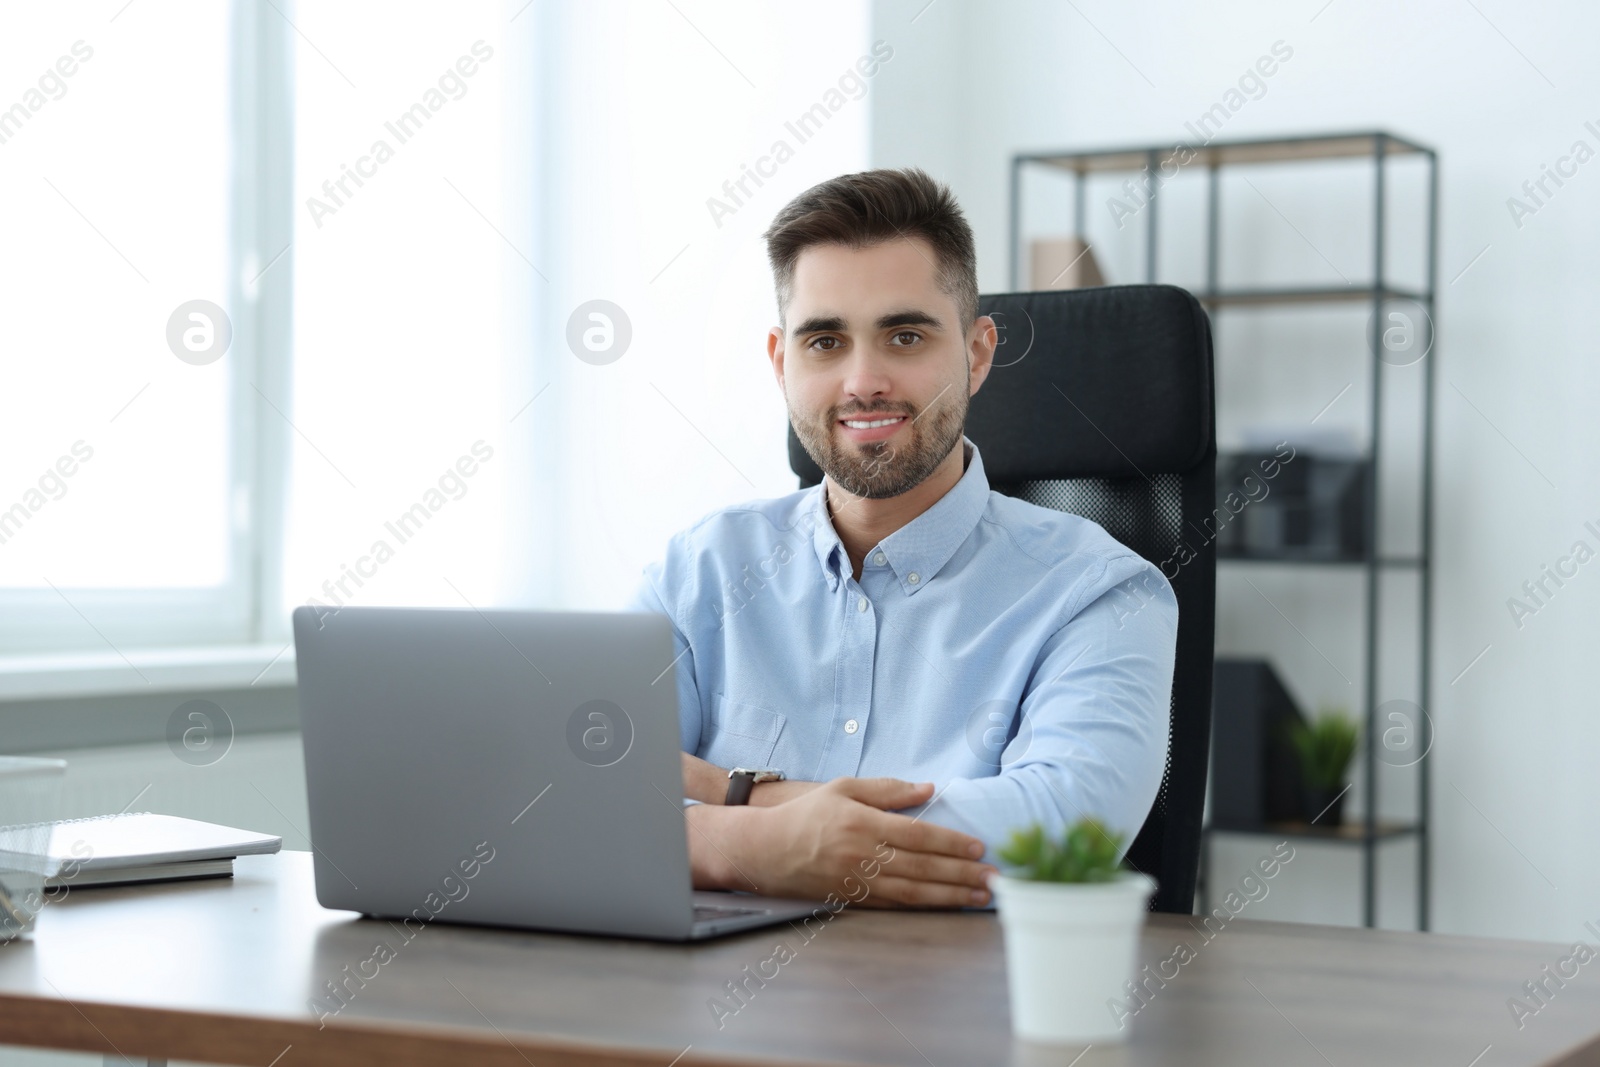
[{"x1": 836, "y1": 413, "x2": 909, "y2": 444}]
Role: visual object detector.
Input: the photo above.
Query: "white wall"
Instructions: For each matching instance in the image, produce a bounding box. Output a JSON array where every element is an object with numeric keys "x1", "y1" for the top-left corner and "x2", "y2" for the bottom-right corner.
[{"x1": 871, "y1": 0, "x2": 1600, "y2": 940}]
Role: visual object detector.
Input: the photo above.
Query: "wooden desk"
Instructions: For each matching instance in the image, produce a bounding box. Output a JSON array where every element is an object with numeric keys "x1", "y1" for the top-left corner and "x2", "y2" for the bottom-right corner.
[{"x1": 2, "y1": 852, "x2": 1599, "y2": 1066}]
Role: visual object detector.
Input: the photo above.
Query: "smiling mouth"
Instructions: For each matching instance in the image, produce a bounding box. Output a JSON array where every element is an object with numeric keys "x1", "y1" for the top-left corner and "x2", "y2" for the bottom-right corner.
[{"x1": 839, "y1": 415, "x2": 907, "y2": 430}]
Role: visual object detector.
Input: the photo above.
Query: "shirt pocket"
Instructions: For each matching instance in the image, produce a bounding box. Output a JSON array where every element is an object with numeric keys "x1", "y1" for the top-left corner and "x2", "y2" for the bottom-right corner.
[{"x1": 703, "y1": 693, "x2": 787, "y2": 770}]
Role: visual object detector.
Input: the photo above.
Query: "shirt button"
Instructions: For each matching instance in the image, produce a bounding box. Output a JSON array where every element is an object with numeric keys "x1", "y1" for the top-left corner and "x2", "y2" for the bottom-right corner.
[
  {"x1": 844, "y1": 719, "x2": 859, "y2": 735},
  {"x1": 857, "y1": 597, "x2": 868, "y2": 613},
  {"x1": 907, "y1": 572, "x2": 921, "y2": 585},
  {"x1": 873, "y1": 552, "x2": 886, "y2": 565}
]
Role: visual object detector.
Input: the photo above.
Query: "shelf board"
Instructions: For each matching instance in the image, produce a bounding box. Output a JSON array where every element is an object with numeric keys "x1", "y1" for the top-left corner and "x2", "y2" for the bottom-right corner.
[
  {"x1": 1200, "y1": 285, "x2": 1430, "y2": 308},
  {"x1": 1217, "y1": 552, "x2": 1425, "y2": 568},
  {"x1": 1207, "y1": 820, "x2": 1419, "y2": 844},
  {"x1": 1021, "y1": 130, "x2": 1431, "y2": 174}
]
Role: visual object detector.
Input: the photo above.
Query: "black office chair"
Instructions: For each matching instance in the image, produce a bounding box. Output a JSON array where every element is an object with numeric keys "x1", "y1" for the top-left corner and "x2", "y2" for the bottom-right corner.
[{"x1": 787, "y1": 284, "x2": 1216, "y2": 914}]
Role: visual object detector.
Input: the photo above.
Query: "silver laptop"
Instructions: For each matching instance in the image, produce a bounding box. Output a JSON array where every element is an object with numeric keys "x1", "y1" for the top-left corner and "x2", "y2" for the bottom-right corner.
[{"x1": 293, "y1": 605, "x2": 824, "y2": 940}]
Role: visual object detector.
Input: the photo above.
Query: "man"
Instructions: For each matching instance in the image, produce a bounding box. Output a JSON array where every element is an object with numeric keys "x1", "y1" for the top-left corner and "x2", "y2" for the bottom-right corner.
[{"x1": 628, "y1": 168, "x2": 1177, "y2": 909}]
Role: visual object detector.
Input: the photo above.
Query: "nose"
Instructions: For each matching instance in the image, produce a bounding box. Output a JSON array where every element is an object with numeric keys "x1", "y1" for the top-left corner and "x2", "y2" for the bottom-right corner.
[{"x1": 838, "y1": 350, "x2": 894, "y2": 411}]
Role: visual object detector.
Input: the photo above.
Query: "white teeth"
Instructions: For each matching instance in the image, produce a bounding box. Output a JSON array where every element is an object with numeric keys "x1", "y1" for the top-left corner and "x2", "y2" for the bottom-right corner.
[{"x1": 843, "y1": 417, "x2": 904, "y2": 429}]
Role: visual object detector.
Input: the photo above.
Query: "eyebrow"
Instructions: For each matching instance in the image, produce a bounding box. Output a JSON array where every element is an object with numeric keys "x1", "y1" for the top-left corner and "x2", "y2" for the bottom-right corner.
[{"x1": 792, "y1": 309, "x2": 944, "y2": 336}]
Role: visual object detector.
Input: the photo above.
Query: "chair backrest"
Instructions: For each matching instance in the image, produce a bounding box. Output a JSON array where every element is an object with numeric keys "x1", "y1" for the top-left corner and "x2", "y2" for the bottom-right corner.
[{"x1": 786, "y1": 284, "x2": 1216, "y2": 914}]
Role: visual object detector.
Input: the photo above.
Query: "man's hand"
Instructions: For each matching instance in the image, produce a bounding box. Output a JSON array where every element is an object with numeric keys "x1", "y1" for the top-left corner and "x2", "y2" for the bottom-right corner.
[
  {"x1": 685, "y1": 777, "x2": 995, "y2": 908},
  {"x1": 746, "y1": 778, "x2": 823, "y2": 806}
]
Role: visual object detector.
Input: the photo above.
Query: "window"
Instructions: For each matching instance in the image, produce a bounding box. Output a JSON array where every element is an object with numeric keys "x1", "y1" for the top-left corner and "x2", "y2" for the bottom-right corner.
[
  {"x1": 0, "y1": 0, "x2": 873, "y2": 661},
  {"x1": 279, "y1": 4, "x2": 517, "y2": 627},
  {"x1": 0, "y1": 1, "x2": 249, "y2": 652}
]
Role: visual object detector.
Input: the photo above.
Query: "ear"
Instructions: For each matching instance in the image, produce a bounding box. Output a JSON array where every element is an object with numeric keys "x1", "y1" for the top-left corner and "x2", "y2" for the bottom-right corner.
[
  {"x1": 966, "y1": 314, "x2": 998, "y2": 396},
  {"x1": 767, "y1": 326, "x2": 786, "y2": 393}
]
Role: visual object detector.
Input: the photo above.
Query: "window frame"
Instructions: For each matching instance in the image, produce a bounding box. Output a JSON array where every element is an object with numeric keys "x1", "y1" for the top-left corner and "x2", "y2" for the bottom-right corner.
[{"x1": 0, "y1": 1, "x2": 294, "y2": 655}]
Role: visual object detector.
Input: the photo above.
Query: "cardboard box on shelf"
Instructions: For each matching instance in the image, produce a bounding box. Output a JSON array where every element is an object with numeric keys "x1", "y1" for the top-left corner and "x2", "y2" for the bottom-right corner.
[{"x1": 1029, "y1": 236, "x2": 1105, "y2": 290}]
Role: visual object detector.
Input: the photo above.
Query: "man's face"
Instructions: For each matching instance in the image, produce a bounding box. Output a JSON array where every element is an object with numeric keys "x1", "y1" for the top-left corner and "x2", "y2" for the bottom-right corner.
[{"x1": 768, "y1": 237, "x2": 993, "y2": 500}]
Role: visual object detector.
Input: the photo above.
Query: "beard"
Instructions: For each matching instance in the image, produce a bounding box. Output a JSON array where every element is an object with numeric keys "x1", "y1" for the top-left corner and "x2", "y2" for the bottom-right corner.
[{"x1": 790, "y1": 381, "x2": 968, "y2": 500}]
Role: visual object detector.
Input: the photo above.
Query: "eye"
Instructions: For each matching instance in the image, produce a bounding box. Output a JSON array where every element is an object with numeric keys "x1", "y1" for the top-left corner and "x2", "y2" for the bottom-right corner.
[
  {"x1": 809, "y1": 335, "x2": 842, "y2": 351},
  {"x1": 889, "y1": 330, "x2": 922, "y2": 346}
]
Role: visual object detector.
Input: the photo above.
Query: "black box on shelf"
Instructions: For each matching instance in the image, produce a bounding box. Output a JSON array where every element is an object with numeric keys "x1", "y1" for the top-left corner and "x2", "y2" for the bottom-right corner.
[
  {"x1": 1214, "y1": 451, "x2": 1369, "y2": 559},
  {"x1": 1210, "y1": 657, "x2": 1308, "y2": 828}
]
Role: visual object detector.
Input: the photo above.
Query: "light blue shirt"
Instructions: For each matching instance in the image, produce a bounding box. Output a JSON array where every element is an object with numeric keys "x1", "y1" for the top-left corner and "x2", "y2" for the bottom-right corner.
[{"x1": 626, "y1": 437, "x2": 1177, "y2": 864}]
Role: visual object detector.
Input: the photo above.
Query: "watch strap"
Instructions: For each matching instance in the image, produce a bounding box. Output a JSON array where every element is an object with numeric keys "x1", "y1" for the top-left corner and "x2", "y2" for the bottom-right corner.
[
  {"x1": 724, "y1": 768, "x2": 784, "y2": 806},
  {"x1": 724, "y1": 771, "x2": 758, "y2": 806}
]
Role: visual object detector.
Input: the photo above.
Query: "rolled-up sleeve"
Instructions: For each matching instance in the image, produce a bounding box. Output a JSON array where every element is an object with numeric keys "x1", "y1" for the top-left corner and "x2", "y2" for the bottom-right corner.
[{"x1": 902, "y1": 559, "x2": 1178, "y2": 865}]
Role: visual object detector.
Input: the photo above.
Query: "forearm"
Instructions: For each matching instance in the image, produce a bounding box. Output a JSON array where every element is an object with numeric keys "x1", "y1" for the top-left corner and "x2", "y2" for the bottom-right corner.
[
  {"x1": 899, "y1": 761, "x2": 1160, "y2": 865},
  {"x1": 681, "y1": 751, "x2": 823, "y2": 806},
  {"x1": 681, "y1": 752, "x2": 728, "y2": 804},
  {"x1": 683, "y1": 803, "x2": 758, "y2": 891}
]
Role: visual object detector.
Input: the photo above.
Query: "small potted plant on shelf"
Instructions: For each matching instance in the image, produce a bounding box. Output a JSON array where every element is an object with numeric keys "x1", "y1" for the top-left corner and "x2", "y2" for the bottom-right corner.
[
  {"x1": 988, "y1": 817, "x2": 1157, "y2": 1045},
  {"x1": 1288, "y1": 707, "x2": 1359, "y2": 826}
]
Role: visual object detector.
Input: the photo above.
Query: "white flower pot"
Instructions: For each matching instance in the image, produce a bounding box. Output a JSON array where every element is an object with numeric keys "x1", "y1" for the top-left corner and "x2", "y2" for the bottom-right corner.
[{"x1": 990, "y1": 870, "x2": 1157, "y2": 1044}]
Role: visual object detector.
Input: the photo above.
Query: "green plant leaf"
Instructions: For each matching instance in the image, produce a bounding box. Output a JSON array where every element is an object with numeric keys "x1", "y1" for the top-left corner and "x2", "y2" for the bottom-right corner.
[
  {"x1": 999, "y1": 817, "x2": 1125, "y2": 883},
  {"x1": 1289, "y1": 710, "x2": 1360, "y2": 789}
]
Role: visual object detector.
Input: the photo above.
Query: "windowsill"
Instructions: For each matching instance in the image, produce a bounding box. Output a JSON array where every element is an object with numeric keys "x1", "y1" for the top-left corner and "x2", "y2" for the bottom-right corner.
[{"x1": 0, "y1": 643, "x2": 297, "y2": 702}]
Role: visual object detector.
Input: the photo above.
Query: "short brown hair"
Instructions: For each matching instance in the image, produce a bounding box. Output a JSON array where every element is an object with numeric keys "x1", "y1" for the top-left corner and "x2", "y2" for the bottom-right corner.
[{"x1": 763, "y1": 167, "x2": 978, "y2": 332}]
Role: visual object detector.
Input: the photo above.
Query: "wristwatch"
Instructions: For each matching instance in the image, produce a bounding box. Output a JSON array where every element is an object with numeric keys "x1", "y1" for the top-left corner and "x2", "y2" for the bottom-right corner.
[{"x1": 725, "y1": 767, "x2": 785, "y2": 806}]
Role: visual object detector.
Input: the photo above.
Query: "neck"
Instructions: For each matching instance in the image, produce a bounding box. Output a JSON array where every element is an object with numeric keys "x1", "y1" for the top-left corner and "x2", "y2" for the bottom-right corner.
[{"x1": 825, "y1": 441, "x2": 967, "y2": 582}]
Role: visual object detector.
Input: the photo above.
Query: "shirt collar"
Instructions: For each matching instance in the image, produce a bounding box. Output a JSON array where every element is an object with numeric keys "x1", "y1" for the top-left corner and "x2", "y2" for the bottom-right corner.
[{"x1": 808, "y1": 437, "x2": 989, "y2": 596}]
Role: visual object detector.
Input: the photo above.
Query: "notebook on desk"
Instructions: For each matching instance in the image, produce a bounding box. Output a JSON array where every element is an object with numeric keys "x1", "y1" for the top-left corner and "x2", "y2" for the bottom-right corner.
[{"x1": 0, "y1": 812, "x2": 282, "y2": 889}]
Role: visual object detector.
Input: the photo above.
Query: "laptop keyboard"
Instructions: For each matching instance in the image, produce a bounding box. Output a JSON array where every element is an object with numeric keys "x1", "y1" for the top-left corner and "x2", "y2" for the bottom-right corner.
[{"x1": 693, "y1": 902, "x2": 770, "y2": 922}]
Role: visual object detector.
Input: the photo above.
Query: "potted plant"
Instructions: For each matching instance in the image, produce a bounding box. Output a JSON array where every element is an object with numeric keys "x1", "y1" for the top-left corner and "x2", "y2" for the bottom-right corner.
[
  {"x1": 987, "y1": 818, "x2": 1156, "y2": 1044},
  {"x1": 1288, "y1": 707, "x2": 1359, "y2": 826}
]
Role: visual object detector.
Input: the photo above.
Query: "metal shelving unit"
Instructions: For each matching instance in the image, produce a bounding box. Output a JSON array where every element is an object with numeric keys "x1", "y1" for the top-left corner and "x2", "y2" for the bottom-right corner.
[{"x1": 1008, "y1": 131, "x2": 1437, "y2": 930}]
